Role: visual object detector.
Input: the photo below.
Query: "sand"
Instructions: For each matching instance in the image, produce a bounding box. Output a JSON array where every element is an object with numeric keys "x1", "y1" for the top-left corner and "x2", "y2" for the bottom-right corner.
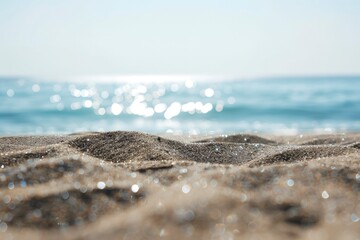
[{"x1": 0, "y1": 131, "x2": 359, "y2": 239}]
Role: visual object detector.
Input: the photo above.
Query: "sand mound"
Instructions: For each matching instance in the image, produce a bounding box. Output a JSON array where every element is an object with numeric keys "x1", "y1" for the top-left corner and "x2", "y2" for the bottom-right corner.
[
  {"x1": 195, "y1": 134, "x2": 277, "y2": 145},
  {"x1": 300, "y1": 136, "x2": 358, "y2": 145},
  {"x1": 248, "y1": 145, "x2": 358, "y2": 167},
  {"x1": 69, "y1": 131, "x2": 269, "y2": 165},
  {"x1": 0, "y1": 136, "x2": 72, "y2": 151},
  {"x1": 0, "y1": 131, "x2": 359, "y2": 239},
  {"x1": 271, "y1": 134, "x2": 360, "y2": 146}
]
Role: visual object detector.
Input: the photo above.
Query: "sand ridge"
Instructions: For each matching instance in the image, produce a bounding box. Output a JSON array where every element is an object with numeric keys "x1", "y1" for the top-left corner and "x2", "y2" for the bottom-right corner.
[{"x1": 0, "y1": 131, "x2": 359, "y2": 239}]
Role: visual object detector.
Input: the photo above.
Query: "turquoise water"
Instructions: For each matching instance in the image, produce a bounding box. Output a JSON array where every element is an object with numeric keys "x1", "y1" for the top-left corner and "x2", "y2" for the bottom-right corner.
[{"x1": 1, "y1": 76, "x2": 360, "y2": 135}]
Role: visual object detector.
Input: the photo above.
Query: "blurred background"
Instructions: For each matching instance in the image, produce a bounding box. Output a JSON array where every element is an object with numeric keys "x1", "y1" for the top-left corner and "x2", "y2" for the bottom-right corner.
[{"x1": 0, "y1": 0, "x2": 359, "y2": 135}]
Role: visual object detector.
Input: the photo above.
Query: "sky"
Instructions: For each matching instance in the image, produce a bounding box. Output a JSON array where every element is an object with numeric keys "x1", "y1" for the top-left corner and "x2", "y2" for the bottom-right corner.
[{"x1": 0, "y1": 0, "x2": 359, "y2": 78}]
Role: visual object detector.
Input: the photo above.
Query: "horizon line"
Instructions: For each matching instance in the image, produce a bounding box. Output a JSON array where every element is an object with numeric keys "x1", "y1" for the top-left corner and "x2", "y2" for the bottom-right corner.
[{"x1": 0, "y1": 74, "x2": 359, "y2": 83}]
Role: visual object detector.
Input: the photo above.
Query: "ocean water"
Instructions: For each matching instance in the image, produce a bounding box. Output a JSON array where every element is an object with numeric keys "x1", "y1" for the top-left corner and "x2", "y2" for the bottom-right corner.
[{"x1": 1, "y1": 76, "x2": 360, "y2": 135}]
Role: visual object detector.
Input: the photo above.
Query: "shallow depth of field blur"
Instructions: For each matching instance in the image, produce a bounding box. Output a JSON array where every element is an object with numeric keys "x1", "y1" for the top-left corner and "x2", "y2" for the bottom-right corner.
[
  {"x1": 0, "y1": 1, "x2": 359, "y2": 135},
  {"x1": 1, "y1": 76, "x2": 360, "y2": 135}
]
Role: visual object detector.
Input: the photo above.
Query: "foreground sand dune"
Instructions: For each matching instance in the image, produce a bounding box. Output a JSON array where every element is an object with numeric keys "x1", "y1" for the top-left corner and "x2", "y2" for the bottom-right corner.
[{"x1": 0, "y1": 131, "x2": 359, "y2": 239}]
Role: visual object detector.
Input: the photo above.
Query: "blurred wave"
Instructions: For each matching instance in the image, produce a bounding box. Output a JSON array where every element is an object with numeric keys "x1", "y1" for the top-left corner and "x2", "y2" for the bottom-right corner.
[{"x1": 1, "y1": 76, "x2": 359, "y2": 135}]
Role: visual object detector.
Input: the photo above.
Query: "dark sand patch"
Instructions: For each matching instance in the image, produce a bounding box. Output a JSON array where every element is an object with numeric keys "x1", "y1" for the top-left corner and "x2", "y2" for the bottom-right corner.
[
  {"x1": 0, "y1": 157, "x2": 84, "y2": 188},
  {"x1": 0, "y1": 187, "x2": 145, "y2": 228},
  {"x1": 0, "y1": 146, "x2": 59, "y2": 167}
]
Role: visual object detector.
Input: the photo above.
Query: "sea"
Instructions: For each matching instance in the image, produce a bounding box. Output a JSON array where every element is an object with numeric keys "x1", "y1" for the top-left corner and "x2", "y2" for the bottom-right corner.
[{"x1": 1, "y1": 76, "x2": 360, "y2": 136}]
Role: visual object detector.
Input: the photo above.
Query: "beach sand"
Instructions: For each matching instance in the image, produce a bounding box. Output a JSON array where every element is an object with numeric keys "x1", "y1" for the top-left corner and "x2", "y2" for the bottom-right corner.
[{"x1": 0, "y1": 131, "x2": 359, "y2": 239}]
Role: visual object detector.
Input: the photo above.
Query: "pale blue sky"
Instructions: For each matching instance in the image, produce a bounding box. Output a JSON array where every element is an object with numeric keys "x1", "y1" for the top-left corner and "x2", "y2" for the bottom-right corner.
[{"x1": 0, "y1": 0, "x2": 359, "y2": 77}]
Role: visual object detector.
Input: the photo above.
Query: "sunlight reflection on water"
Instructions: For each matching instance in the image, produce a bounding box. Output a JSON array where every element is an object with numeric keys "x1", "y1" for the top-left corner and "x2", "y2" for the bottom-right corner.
[{"x1": 1, "y1": 76, "x2": 360, "y2": 135}]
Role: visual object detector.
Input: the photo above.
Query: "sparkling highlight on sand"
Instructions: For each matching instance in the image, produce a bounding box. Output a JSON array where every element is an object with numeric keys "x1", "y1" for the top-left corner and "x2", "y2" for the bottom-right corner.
[{"x1": 0, "y1": 131, "x2": 359, "y2": 239}]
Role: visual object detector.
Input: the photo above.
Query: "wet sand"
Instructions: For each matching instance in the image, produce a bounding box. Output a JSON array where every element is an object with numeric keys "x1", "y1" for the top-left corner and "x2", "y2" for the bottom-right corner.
[{"x1": 0, "y1": 131, "x2": 360, "y2": 239}]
